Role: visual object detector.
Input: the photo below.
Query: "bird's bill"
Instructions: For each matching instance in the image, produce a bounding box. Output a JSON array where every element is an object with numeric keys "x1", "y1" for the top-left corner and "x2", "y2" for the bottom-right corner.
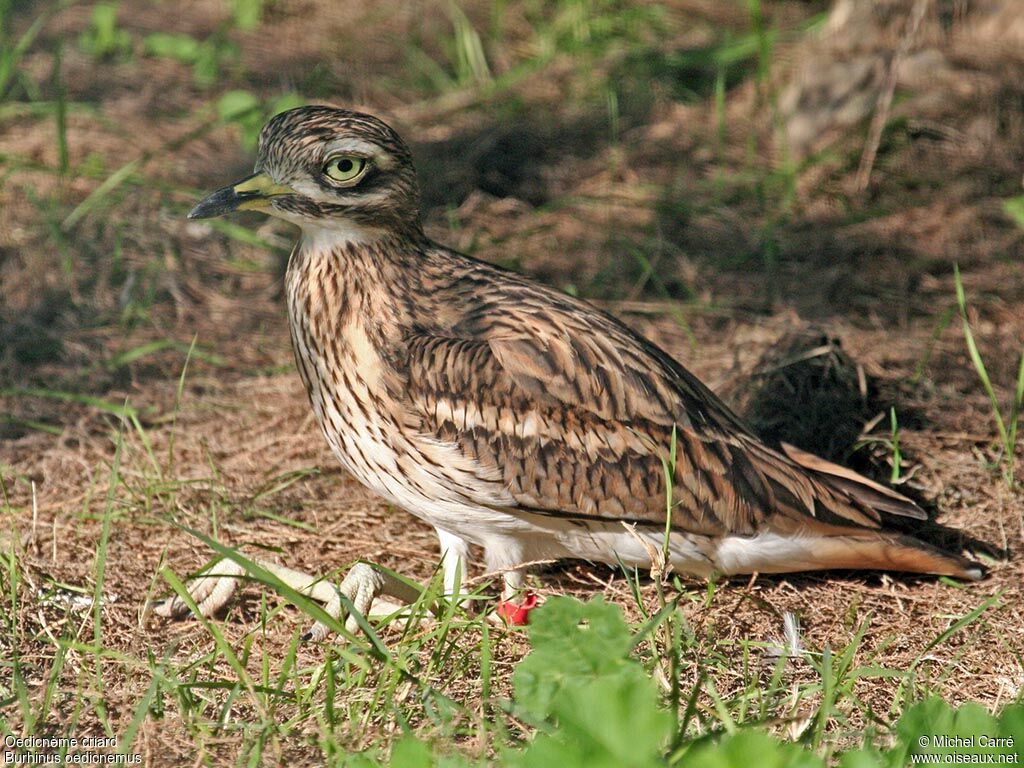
[{"x1": 188, "y1": 173, "x2": 295, "y2": 219}]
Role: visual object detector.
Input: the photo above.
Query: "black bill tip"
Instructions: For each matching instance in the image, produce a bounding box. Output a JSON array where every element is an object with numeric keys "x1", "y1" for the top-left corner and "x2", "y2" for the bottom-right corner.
[{"x1": 188, "y1": 184, "x2": 247, "y2": 220}]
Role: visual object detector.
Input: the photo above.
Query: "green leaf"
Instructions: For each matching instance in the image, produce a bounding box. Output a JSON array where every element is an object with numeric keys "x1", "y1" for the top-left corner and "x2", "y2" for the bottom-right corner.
[
  {"x1": 548, "y1": 674, "x2": 671, "y2": 767},
  {"x1": 838, "y1": 748, "x2": 889, "y2": 768},
  {"x1": 231, "y1": 0, "x2": 263, "y2": 30},
  {"x1": 894, "y1": 697, "x2": 1018, "y2": 764},
  {"x1": 1000, "y1": 705, "x2": 1024, "y2": 762},
  {"x1": 513, "y1": 597, "x2": 635, "y2": 719},
  {"x1": 143, "y1": 32, "x2": 201, "y2": 62},
  {"x1": 1003, "y1": 195, "x2": 1024, "y2": 230},
  {"x1": 268, "y1": 92, "x2": 306, "y2": 118},
  {"x1": 79, "y1": 2, "x2": 131, "y2": 58},
  {"x1": 0, "y1": 386, "x2": 138, "y2": 418},
  {"x1": 216, "y1": 90, "x2": 260, "y2": 122},
  {"x1": 511, "y1": 597, "x2": 670, "y2": 768},
  {"x1": 389, "y1": 738, "x2": 435, "y2": 768},
  {"x1": 192, "y1": 40, "x2": 222, "y2": 88},
  {"x1": 685, "y1": 731, "x2": 823, "y2": 768}
]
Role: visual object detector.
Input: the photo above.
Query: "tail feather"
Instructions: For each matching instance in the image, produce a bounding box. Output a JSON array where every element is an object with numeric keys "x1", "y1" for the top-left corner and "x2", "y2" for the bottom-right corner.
[
  {"x1": 780, "y1": 441, "x2": 927, "y2": 521},
  {"x1": 747, "y1": 443, "x2": 985, "y2": 581},
  {"x1": 804, "y1": 534, "x2": 984, "y2": 581}
]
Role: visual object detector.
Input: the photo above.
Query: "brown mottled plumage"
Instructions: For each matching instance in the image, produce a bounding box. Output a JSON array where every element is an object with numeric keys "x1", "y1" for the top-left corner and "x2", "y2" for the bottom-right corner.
[{"x1": 161, "y1": 106, "x2": 980, "y2": 637}]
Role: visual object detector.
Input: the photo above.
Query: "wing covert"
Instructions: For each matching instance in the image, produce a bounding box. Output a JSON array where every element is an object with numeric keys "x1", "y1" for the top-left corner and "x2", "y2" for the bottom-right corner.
[{"x1": 398, "y1": 272, "x2": 918, "y2": 538}]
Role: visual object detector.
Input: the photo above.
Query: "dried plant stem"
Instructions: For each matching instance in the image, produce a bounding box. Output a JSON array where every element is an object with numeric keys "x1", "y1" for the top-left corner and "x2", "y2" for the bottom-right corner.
[{"x1": 855, "y1": 0, "x2": 931, "y2": 193}]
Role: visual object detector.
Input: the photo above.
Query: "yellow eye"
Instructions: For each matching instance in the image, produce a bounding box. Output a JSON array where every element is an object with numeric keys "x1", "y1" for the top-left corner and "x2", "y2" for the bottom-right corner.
[{"x1": 323, "y1": 155, "x2": 367, "y2": 183}]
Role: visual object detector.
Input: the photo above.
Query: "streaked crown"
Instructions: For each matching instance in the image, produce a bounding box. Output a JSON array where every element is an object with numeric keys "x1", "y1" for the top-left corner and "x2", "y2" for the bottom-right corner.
[{"x1": 256, "y1": 106, "x2": 422, "y2": 235}]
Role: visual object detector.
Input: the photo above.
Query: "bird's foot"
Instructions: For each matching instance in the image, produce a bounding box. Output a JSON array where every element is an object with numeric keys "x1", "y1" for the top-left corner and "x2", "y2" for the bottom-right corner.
[
  {"x1": 301, "y1": 562, "x2": 419, "y2": 642},
  {"x1": 152, "y1": 558, "x2": 421, "y2": 641},
  {"x1": 153, "y1": 557, "x2": 247, "y2": 619},
  {"x1": 494, "y1": 591, "x2": 540, "y2": 626}
]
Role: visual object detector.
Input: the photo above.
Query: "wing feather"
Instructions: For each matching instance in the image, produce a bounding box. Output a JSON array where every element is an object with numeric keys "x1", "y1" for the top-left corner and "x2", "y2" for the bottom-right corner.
[{"x1": 401, "y1": 267, "x2": 923, "y2": 538}]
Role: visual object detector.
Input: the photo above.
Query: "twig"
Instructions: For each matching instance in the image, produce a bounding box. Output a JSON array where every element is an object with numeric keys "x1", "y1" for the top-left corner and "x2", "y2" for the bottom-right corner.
[{"x1": 855, "y1": 0, "x2": 931, "y2": 193}]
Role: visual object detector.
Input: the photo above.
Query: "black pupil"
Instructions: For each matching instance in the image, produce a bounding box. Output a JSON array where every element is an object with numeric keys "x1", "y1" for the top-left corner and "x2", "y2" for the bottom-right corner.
[{"x1": 338, "y1": 159, "x2": 353, "y2": 173}]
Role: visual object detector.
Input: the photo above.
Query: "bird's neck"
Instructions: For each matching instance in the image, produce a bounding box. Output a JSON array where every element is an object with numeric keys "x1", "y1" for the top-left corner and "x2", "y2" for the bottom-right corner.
[
  {"x1": 297, "y1": 215, "x2": 427, "y2": 254},
  {"x1": 285, "y1": 229, "x2": 427, "y2": 351},
  {"x1": 297, "y1": 219, "x2": 387, "y2": 252}
]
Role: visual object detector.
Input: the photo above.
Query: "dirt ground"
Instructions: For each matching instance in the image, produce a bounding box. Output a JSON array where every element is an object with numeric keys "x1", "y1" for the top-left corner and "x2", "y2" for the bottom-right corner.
[{"x1": 2, "y1": 0, "x2": 1023, "y2": 760}]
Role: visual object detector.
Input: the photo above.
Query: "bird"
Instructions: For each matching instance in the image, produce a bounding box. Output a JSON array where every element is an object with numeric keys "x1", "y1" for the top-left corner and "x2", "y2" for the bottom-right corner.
[{"x1": 156, "y1": 105, "x2": 981, "y2": 639}]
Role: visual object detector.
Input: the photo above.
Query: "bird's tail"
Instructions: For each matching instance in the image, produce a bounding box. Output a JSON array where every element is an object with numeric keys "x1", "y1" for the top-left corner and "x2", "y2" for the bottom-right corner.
[
  {"x1": 779, "y1": 441, "x2": 927, "y2": 520},
  {"x1": 772, "y1": 442, "x2": 984, "y2": 581},
  {"x1": 790, "y1": 532, "x2": 985, "y2": 581}
]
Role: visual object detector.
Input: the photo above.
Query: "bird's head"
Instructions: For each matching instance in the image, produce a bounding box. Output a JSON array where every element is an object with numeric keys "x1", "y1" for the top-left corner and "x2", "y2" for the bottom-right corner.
[{"x1": 189, "y1": 106, "x2": 422, "y2": 241}]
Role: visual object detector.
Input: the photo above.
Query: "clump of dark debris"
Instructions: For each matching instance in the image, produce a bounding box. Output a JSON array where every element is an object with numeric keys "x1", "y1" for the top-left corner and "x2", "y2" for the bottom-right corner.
[{"x1": 727, "y1": 327, "x2": 887, "y2": 464}]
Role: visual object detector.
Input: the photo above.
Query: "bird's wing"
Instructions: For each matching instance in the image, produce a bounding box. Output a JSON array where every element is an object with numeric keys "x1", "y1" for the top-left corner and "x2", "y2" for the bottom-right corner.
[{"x1": 401, "y1": 283, "x2": 923, "y2": 537}]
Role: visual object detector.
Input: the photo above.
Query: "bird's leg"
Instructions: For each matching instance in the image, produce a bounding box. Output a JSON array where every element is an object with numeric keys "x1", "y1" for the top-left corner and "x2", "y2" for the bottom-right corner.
[
  {"x1": 484, "y1": 541, "x2": 539, "y2": 626},
  {"x1": 494, "y1": 567, "x2": 538, "y2": 625},
  {"x1": 304, "y1": 529, "x2": 469, "y2": 638},
  {"x1": 153, "y1": 557, "x2": 421, "y2": 641},
  {"x1": 435, "y1": 528, "x2": 470, "y2": 598},
  {"x1": 501, "y1": 567, "x2": 525, "y2": 601}
]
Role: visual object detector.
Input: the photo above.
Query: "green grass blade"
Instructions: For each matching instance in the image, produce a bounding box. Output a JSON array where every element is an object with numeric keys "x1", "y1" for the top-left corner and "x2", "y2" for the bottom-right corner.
[
  {"x1": 0, "y1": 387, "x2": 139, "y2": 418},
  {"x1": 61, "y1": 158, "x2": 140, "y2": 230},
  {"x1": 90, "y1": 412, "x2": 124, "y2": 736},
  {"x1": 954, "y1": 265, "x2": 1010, "y2": 450},
  {"x1": 159, "y1": 568, "x2": 262, "y2": 712},
  {"x1": 1008, "y1": 350, "x2": 1024, "y2": 470}
]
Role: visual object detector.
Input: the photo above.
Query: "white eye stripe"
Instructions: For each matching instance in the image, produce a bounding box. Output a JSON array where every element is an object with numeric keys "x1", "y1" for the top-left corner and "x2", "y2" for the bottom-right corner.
[
  {"x1": 321, "y1": 138, "x2": 396, "y2": 170},
  {"x1": 323, "y1": 138, "x2": 380, "y2": 157}
]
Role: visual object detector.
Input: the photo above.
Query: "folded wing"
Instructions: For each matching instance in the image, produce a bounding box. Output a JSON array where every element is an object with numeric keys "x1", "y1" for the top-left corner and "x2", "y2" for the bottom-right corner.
[{"x1": 401, "y1": 279, "x2": 926, "y2": 540}]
